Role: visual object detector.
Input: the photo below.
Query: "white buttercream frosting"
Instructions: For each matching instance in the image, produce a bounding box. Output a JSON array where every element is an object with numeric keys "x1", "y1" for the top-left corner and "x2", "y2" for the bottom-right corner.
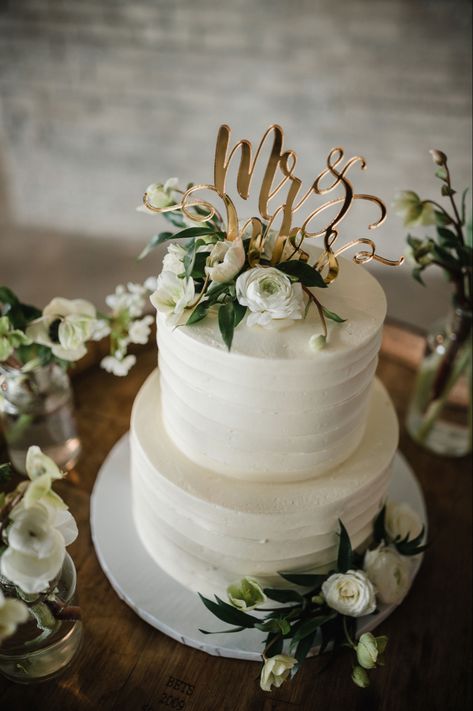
[
  {"x1": 130, "y1": 372, "x2": 398, "y2": 596},
  {"x1": 157, "y1": 254, "x2": 386, "y2": 482}
]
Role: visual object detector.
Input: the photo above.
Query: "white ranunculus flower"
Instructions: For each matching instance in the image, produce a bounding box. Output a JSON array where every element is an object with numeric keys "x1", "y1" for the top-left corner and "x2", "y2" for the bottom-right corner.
[
  {"x1": 26, "y1": 297, "x2": 97, "y2": 362},
  {"x1": 322, "y1": 570, "x2": 376, "y2": 618},
  {"x1": 0, "y1": 501, "x2": 77, "y2": 594},
  {"x1": 236, "y1": 267, "x2": 305, "y2": 327},
  {"x1": 128, "y1": 315, "x2": 154, "y2": 345},
  {"x1": 162, "y1": 243, "x2": 187, "y2": 275},
  {"x1": 385, "y1": 502, "x2": 423, "y2": 542},
  {"x1": 205, "y1": 238, "x2": 245, "y2": 283},
  {"x1": 260, "y1": 654, "x2": 297, "y2": 692},
  {"x1": 100, "y1": 354, "x2": 137, "y2": 377},
  {"x1": 0, "y1": 589, "x2": 29, "y2": 644},
  {"x1": 364, "y1": 545, "x2": 411, "y2": 605},
  {"x1": 150, "y1": 271, "x2": 195, "y2": 325}
]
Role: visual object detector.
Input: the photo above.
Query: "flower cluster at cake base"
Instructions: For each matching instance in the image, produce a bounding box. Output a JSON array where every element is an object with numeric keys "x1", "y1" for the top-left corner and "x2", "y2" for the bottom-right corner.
[
  {"x1": 199, "y1": 501, "x2": 427, "y2": 691},
  {"x1": 0, "y1": 448, "x2": 80, "y2": 646}
]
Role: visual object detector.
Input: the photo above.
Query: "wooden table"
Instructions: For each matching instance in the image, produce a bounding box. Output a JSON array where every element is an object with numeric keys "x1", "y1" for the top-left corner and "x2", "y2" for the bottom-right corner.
[{"x1": 0, "y1": 326, "x2": 471, "y2": 711}]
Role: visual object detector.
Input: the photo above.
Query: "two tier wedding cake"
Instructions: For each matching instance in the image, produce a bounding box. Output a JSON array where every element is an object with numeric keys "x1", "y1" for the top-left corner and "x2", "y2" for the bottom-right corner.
[{"x1": 130, "y1": 125, "x2": 404, "y2": 597}]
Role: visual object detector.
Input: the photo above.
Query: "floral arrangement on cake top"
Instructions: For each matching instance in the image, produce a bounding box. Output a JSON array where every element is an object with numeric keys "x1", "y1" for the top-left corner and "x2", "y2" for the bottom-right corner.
[
  {"x1": 198, "y1": 501, "x2": 427, "y2": 691},
  {"x1": 139, "y1": 125, "x2": 403, "y2": 350}
]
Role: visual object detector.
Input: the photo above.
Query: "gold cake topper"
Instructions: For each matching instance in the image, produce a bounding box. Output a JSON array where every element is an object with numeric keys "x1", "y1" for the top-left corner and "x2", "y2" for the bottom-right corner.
[{"x1": 144, "y1": 124, "x2": 404, "y2": 282}]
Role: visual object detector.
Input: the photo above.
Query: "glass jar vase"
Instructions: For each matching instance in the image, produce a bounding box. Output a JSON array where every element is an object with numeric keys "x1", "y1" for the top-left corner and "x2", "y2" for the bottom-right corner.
[
  {"x1": 406, "y1": 306, "x2": 472, "y2": 456},
  {"x1": 0, "y1": 554, "x2": 82, "y2": 683},
  {"x1": 0, "y1": 364, "x2": 81, "y2": 474}
]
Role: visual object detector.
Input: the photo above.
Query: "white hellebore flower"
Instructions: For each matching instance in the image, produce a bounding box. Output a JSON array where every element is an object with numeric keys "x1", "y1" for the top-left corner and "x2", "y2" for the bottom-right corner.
[
  {"x1": 260, "y1": 654, "x2": 297, "y2": 692},
  {"x1": 26, "y1": 297, "x2": 96, "y2": 362},
  {"x1": 100, "y1": 354, "x2": 136, "y2": 377},
  {"x1": 321, "y1": 570, "x2": 376, "y2": 618},
  {"x1": 128, "y1": 315, "x2": 154, "y2": 345},
  {"x1": 392, "y1": 190, "x2": 436, "y2": 228},
  {"x1": 364, "y1": 545, "x2": 411, "y2": 605},
  {"x1": 205, "y1": 238, "x2": 245, "y2": 283},
  {"x1": 236, "y1": 267, "x2": 305, "y2": 328},
  {"x1": 0, "y1": 589, "x2": 29, "y2": 644},
  {"x1": 227, "y1": 577, "x2": 266, "y2": 610},
  {"x1": 385, "y1": 501, "x2": 423, "y2": 542},
  {"x1": 0, "y1": 500, "x2": 78, "y2": 594},
  {"x1": 150, "y1": 271, "x2": 195, "y2": 326},
  {"x1": 23, "y1": 445, "x2": 66, "y2": 510}
]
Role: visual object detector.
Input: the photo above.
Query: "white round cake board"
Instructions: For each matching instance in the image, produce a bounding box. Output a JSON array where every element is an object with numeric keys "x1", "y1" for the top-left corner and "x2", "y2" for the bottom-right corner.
[{"x1": 90, "y1": 434, "x2": 427, "y2": 661}]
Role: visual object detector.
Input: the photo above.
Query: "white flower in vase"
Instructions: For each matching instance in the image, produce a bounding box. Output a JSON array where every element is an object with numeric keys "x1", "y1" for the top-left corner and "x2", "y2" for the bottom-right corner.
[
  {"x1": 26, "y1": 297, "x2": 97, "y2": 362},
  {"x1": 321, "y1": 570, "x2": 377, "y2": 617},
  {"x1": 150, "y1": 271, "x2": 195, "y2": 326},
  {"x1": 100, "y1": 354, "x2": 137, "y2": 377},
  {"x1": 260, "y1": 655, "x2": 297, "y2": 692},
  {"x1": 236, "y1": 267, "x2": 305, "y2": 327},
  {"x1": 0, "y1": 589, "x2": 29, "y2": 644},
  {"x1": 205, "y1": 238, "x2": 245, "y2": 283},
  {"x1": 0, "y1": 500, "x2": 78, "y2": 594},
  {"x1": 364, "y1": 545, "x2": 411, "y2": 605}
]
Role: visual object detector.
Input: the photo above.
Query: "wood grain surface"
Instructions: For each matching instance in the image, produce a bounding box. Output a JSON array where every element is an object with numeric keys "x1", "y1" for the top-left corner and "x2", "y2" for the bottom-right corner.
[{"x1": 0, "y1": 331, "x2": 471, "y2": 711}]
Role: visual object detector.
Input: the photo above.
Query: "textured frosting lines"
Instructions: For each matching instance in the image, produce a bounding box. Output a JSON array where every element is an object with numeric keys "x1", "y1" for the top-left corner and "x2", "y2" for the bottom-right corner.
[{"x1": 157, "y1": 323, "x2": 383, "y2": 482}]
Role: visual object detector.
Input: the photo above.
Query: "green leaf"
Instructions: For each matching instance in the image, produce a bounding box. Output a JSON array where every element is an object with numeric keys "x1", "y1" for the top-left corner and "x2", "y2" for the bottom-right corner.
[
  {"x1": 337, "y1": 520, "x2": 353, "y2": 573},
  {"x1": 186, "y1": 301, "x2": 210, "y2": 325},
  {"x1": 372, "y1": 505, "x2": 387, "y2": 546},
  {"x1": 218, "y1": 302, "x2": 235, "y2": 351},
  {"x1": 198, "y1": 626, "x2": 246, "y2": 635},
  {"x1": 256, "y1": 618, "x2": 291, "y2": 635},
  {"x1": 198, "y1": 594, "x2": 257, "y2": 628},
  {"x1": 279, "y1": 572, "x2": 327, "y2": 587},
  {"x1": 0, "y1": 462, "x2": 13, "y2": 484},
  {"x1": 436, "y1": 227, "x2": 458, "y2": 246},
  {"x1": 461, "y1": 187, "x2": 469, "y2": 225},
  {"x1": 294, "y1": 630, "x2": 317, "y2": 664},
  {"x1": 291, "y1": 614, "x2": 335, "y2": 643},
  {"x1": 322, "y1": 307, "x2": 346, "y2": 323},
  {"x1": 412, "y1": 267, "x2": 426, "y2": 286},
  {"x1": 435, "y1": 167, "x2": 448, "y2": 182},
  {"x1": 0, "y1": 286, "x2": 20, "y2": 307},
  {"x1": 264, "y1": 631, "x2": 284, "y2": 656},
  {"x1": 441, "y1": 185, "x2": 456, "y2": 197},
  {"x1": 138, "y1": 231, "x2": 174, "y2": 259},
  {"x1": 263, "y1": 588, "x2": 305, "y2": 604},
  {"x1": 233, "y1": 302, "x2": 247, "y2": 328},
  {"x1": 276, "y1": 261, "x2": 327, "y2": 288},
  {"x1": 434, "y1": 211, "x2": 453, "y2": 226},
  {"x1": 190, "y1": 251, "x2": 209, "y2": 280}
]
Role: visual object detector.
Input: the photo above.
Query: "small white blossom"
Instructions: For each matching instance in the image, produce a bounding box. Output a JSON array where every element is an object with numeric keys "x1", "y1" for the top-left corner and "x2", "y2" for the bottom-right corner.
[
  {"x1": 205, "y1": 238, "x2": 245, "y2": 283},
  {"x1": 322, "y1": 570, "x2": 376, "y2": 618},
  {"x1": 364, "y1": 544, "x2": 411, "y2": 605},
  {"x1": 100, "y1": 354, "x2": 137, "y2": 377},
  {"x1": 236, "y1": 267, "x2": 305, "y2": 327},
  {"x1": 90, "y1": 319, "x2": 111, "y2": 341},
  {"x1": 260, "y1": 655, "x2": 297, "y2": 692},
  {"x1": 150, "y1": 271, "x2": 195, "y2": 326},
  {"x1": 105, "y1": 284, "x2": 146, "y2": 319},
  {"x1": 309, "y1": 334, "x2": 327, "y2": 351},
  {"x1": 0, "y1": 589, "x2": 28, "y2": 644},
  {"x1": 128, "y1": 315, "x2": 154, "y2": 345},
  {"x1": 144, "y1": 276, "x2": 158, "y2": 292}
]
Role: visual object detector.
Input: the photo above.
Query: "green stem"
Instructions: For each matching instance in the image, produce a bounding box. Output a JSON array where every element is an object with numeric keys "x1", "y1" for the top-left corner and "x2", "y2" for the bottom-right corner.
[{"x1": 342, "y1": 616, "x2": 356, "y2": 650}]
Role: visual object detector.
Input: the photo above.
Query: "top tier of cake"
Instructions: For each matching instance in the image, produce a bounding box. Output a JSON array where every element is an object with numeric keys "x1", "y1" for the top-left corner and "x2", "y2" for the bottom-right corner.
[{"x1": 157, "y1": 254, "x2": 387, "y2": 483}]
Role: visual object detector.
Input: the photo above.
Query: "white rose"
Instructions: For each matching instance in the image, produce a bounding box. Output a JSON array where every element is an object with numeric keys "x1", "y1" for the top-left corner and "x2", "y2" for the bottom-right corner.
[
  {"x1": 100, "y1": 354, "x2": 137, "y2": 377},
  {"x1": 205, "y1": 238, "x2": 245, "y2": 283},
  {"x1": 260, "y1": 654, "x2": 297, "y2": 692},
  {"x1": 385, "y1": 502, "x2": 423, "y2": 542},
  {"x1": 236, "y1": 267, "x2": 305, "y2": 327},
  {"x1": 321, "y1": 570, "x2": 376, "y2": 617},
  {"x1": 26, "y1": 297, "x2": 96, "y2": 362},
  {"x1": 150, "y1": 271, "x2": 195, "y2": 325},
  {"x1": 364, "y1": 545, "x2": 411, "y2": 605},
  {"x1": 128, "y1": 315, "x2": 154, "y2": 345},
  {"x1": 0, "y1": 501, "x2": 77, "y2": 594},
  {"x1": 0, "y1": 589, "x2": 29, "y2": 644}
]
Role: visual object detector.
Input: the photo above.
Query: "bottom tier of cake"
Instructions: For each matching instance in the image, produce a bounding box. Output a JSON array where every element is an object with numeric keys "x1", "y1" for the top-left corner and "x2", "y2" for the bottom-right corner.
[{"x1": 130, "y1": 371, "x2": 398, "y2": 596}]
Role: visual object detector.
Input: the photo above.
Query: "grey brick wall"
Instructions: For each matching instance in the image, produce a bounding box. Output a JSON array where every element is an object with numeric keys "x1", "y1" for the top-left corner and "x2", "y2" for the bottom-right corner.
[{"x1": 0, "y1": 0, "x2": 471, "y2": 325}]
